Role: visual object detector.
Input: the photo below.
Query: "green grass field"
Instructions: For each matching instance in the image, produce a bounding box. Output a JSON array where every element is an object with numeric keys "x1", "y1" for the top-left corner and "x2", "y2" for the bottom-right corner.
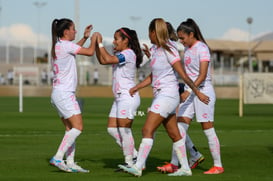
[{"x1": 0, "y1": 97, "x2": 272, "y2": 181}]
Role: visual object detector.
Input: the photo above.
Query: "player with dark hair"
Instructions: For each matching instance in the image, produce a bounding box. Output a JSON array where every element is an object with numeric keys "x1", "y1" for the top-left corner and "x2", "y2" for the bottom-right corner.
[
  {"x1": 93, "y1": 27, "x2": 143, "y2": 170},
  {"x1": 50, "y1": 18, "x2": 96, "y2": 173},
  {"x1": 176, "y1": 18, "x2": 224, "y2": 174}
]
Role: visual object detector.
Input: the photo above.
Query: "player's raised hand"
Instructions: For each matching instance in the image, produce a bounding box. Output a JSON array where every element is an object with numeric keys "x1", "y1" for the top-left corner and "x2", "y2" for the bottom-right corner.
[{"x1": 83, "y1": 25, "x2": 93, "y2": 39}]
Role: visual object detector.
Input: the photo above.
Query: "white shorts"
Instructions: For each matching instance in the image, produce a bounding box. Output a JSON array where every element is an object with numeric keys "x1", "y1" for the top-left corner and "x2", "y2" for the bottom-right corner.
[
  {"x1": 109, "y1": 93, "x2": 140, "y2": 119},
  {"x1": 150, "y1": 94, "x2": 180, "y2": 118},
  {"x1": 177, "y1": 84, "x2": 215, "y2": 122},
  {"x1": 51, "y1": 90, "x2": 81, "y2": 119}
]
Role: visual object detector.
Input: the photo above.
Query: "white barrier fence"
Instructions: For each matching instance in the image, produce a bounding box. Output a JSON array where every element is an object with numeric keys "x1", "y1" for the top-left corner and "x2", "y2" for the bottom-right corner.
[{"x1": 239, "y1": 73, "x2": 273, "y2": 116}]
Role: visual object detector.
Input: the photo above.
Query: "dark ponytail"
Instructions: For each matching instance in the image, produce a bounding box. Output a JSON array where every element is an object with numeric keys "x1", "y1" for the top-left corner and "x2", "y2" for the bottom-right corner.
[
  {"x1": 51, "y1": 18, "x2": 73, "y2": 60},
  {"x1": 177, "y1": 18, "x2": 209, "y2": 47},
  {"x1": 117, "y1": 28, "x2": 143, "y2": 68}
]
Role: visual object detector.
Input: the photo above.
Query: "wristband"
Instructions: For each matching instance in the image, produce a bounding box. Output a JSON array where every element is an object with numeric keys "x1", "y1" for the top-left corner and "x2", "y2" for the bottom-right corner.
[{"x1": 98, "y1": 43, "x2": 104, "y2": 48}]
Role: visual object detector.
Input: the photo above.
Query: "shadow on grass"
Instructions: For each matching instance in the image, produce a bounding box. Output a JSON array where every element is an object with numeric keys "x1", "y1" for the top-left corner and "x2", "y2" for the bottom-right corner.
[{"x1": 101, "y1": 156, "x2": 168, "y2": 171}]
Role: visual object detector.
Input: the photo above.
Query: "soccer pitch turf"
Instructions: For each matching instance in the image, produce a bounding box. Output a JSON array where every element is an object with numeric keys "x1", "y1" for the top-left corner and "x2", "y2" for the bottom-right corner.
[{"x1": 0, "y1": 97, "x2": 272, "y2": 181}]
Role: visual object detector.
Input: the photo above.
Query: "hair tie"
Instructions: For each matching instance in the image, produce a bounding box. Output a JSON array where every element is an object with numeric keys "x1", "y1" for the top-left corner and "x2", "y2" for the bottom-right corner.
[{"x1": 120, "y1": 28, "x2": 131, "y2": 39}]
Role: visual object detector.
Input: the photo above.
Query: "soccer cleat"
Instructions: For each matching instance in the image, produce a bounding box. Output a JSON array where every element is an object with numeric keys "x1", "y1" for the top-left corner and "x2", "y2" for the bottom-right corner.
[
  {"x1": 115, "y1": 158, "x2": 145, "y2": 172},
  {"x1": 168, "y1": 168, "x2": 192, "y2": 176},
  {"x1": 115, "y1": 163, "x2": 129, "y2": 172},
  {"x1": 203, "y1": 166, "x2": 224, "y2": 174},
  {"x1": 49, "y1": 157, "x2": 72, "y2": 172},
  {"x1": 118, "y1": 164, "x2": 142, "y2": 177},
  {"x1": 157, "y1": 162, "x2": 179, "y2": 173},
  {"x1": 67, "y1": 162, "x2": 90, "y2": 173},
  {"x1": 189, "y1": 155, "x2": 205, "y2": 169}
]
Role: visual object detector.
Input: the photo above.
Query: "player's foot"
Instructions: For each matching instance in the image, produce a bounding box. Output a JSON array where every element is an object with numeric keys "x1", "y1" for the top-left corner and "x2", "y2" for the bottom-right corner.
[
  {"x1": 168, "y1": 168, "x2": 192, "y2": 176},
  {"x1": 67, "y1": 162, "x2": 89, "y2": 173},
  {"x1": 189, "y1": 154, "x2": 205, "y2": 169},
  {"x1": 157, "y1": 162, "x2": 179, "y2": 173},
  {"x1": 118, "y1": 164, "x2": 142, "y2": 177},
  {"x1": 115, "y1": 163, "x2": 129, "y2": 172},
  {"x1": 203, "y1": 166, "x2": 224, "y2": 174},
  {"x1": 49, "y1": 157, "x2": 72, "y2": 172},
  {"x1": 132, "y1": 157, "x2": 146, "y2": 170}
]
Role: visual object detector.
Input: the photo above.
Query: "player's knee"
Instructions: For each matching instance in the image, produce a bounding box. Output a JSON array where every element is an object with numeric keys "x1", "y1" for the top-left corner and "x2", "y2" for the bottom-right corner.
[{"x1": 142, "y1": 127, "x2": 154, "y2": 138}]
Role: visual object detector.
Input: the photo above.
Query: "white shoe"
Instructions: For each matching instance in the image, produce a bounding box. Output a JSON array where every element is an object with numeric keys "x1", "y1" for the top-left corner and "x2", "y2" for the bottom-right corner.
[
  {"x1": 168, "y1": 168, "x2": 192, "y2": 176},
  {"x1": 50, "y1": 157, "x2": 72, "y2": 172},
  {"x1": 118, "y1": 164, "x2": 142, "y2": 177},
  {"x1": 67, "y1": 162, "x2": 89, "y2": 173}
]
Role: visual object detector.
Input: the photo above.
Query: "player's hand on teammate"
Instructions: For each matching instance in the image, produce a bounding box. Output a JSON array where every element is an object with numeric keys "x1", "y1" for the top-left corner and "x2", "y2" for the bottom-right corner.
[
  {"x1": 129, "y1": 86, "x2": 138, "y2": 97},
  {"x1": 180, "y1": 91, "x2": 190, "y2": 102},
  {"x1": 142, "y1": 43, "x2": 150, "y2": 58},
  {"x1": 196, "y1": 91, "x2": 210, "y2": 105}
]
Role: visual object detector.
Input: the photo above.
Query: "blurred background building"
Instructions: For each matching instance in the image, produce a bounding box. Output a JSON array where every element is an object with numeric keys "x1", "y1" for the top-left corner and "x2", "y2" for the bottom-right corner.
[{"x1": 0, "y1": 32, "x2": 273, "y2": 86}]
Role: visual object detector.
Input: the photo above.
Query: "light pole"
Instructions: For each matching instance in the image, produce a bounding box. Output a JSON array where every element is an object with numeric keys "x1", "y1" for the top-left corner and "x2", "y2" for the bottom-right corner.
[
  {"x1": 0, "y1": 0, "x2": 2, "y2": 31},
  {"x1": 246, "y1": 17, "x2": 253, "y2": 72},
  {"x1": 33, "y1": 1, "x2": 47, "y2": 63},
  {"x1": 74, "y1": 0, "x2": 80, "y2": 40}
]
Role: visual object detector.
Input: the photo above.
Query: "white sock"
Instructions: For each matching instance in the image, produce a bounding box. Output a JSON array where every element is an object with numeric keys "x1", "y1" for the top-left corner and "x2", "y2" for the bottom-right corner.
[
  {"x1": 169, "y1": 123, "x2": 185, "y2": 166},
  {"x1": 204, "y1": 128, "x2": 223, "y2": 167},
  {"x1": 66, "y1": 142, "x2": 75, "y2": 165},
  {"x1": 119, "y1": 127, "x2": 135, "y2": 166},
  {"x1": 173, "y1": 138, "x2": 190, "y2": 171},
  {"x1": 64, "y1": 130, "x2": 76, "y2": 165},
  {"x1": 179, "y1": 122, "x2": 202, "y2": 159},
  {"x1": 107, "y1": 127, "x2": 138, "y2": 158},
  {"x1": 135, "y1": 138, "x2": 153, "y2": 170},
  {"x1": 186, "y1": 134, "x2": 201, "y2": 159},
  {"x1": 107, "y1": 127, "x2": 122, "y2": 146},
  {"x1": 54, "y1": 128, "x2": 81, "y2": 160}
]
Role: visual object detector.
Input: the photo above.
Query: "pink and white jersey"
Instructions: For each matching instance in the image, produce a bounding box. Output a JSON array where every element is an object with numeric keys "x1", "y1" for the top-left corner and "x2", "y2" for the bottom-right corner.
[
  {"x1": 183, "y1": 41, "x2": 211, "y2": 89},
  {"x1": 150, "y1": 41, "x2": 180, "y2": 96},
  {"x1": 112, "y1": 49, "x2": 137, "y2": 97},
  {"x1": 52, "y1": 40, "x2": 81, "y2": 92}
]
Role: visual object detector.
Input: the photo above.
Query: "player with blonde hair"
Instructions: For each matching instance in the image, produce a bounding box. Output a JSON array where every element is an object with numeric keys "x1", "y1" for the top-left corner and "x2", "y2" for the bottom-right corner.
[{"x1": 119, "y1": 18, "x2": 210, "y2": 177}]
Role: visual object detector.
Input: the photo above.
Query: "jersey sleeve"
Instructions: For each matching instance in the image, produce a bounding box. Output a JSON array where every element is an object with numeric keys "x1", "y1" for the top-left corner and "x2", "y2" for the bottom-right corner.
[
  {"x1": 116, "y1": 49, "x2": 136, "y2": 66},
  {"x1": 65, "y1": 41, "x2": 81, "y2": 55},
  {"x1": 165, "y1": 45, "x2": 181, "y2": 65},
  {"x1": 116, "y1": 53, "x2": 126, "y2": 66},
  {"x1": 199, "y1": 44, "x2": 210, "y2": 62}
]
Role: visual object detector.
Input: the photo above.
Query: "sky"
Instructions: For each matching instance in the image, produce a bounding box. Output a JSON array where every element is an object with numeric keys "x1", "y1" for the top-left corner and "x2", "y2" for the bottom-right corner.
[{"x1": 0, "y1": 0, "x2": 272, "y2": 48}]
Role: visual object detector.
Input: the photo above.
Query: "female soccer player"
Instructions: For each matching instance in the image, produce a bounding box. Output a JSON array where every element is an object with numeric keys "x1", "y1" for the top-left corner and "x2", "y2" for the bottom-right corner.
[
  {"x1": 156, "y1": 21, "x2": 205, "y2": 173},
  {"x1": 118, "y1": 18, "x2": 209, "y2": 177},
  {"x1": 93, "y1": 28, "x2": 143, "y2": 169},
  {"x1": 49, "y1": 18, "x2": 96, "y2": 173},
  {"x1": 176, "y1": 18, "x2": 224, "y2": 174},
  {"x1": 142, "y1": 21, "x2": 204, "y2": 173}
]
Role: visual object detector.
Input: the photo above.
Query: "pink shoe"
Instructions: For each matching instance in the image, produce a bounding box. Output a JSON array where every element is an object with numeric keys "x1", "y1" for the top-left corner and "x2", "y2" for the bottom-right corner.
[
  {"x1": 157, "y1": 162, "x2": 179, "y2": 173},
  {"x1": 204, "y1": 166, "x2": 224, "y2": 174}
]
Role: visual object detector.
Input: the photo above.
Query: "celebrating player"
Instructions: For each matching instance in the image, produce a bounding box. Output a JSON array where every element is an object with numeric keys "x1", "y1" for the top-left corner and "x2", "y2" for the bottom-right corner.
[
  {"x1": 93, "y1": 27, "x2": 143, "y2": 170},
  {"x1": 176, "y1": 18, "x2": 224, "y2": 174},
  {"x1": 49, "y1": 18, "x2": 96, "y2": 173},
  {"x1": 118, "y1": 18, "x2": 209, "y2": 177}
]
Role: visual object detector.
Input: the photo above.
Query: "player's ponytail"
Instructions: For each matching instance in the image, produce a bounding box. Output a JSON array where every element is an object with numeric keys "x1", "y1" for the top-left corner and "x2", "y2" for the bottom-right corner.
[
  {"x1": 51, "y1": 18, "x2": 73, "y2": 60},
  {"x1": 51, "y1": 19, "x2": 58, "y2": 60},
  {"x1": 118, "y1": 28, "x2": 143, "y2": 68}
]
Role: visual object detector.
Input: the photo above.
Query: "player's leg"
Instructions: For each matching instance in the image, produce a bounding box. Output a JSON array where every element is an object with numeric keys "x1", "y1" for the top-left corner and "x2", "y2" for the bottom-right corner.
[{"x1": 163, "y1": 114, "x2": 192, "y2": 176}]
